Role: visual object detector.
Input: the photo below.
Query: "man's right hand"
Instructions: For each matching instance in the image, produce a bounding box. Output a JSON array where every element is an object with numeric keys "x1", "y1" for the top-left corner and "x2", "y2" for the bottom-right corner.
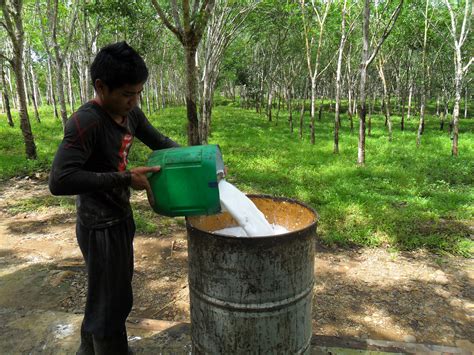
[{"x1": 130, "y1": 166, "x2": 161, "y2": 207}]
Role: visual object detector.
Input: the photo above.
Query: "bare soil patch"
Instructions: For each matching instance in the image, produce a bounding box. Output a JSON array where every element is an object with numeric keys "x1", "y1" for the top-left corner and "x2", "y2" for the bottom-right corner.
[{"x1": 0, "y1": 177, "x2": 472, "y2": 350}]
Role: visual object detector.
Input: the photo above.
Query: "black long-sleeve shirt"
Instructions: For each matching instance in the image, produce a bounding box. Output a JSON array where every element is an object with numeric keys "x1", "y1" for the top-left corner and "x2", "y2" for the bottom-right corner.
[{"x1": 49, "y1": 101, "x2": 179, "y2": 228}]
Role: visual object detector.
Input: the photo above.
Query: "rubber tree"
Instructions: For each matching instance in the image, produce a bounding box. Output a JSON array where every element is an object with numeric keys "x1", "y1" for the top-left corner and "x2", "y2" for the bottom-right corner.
[
  {"x1": 357, "y1": 0, "x2": 403, "y2": 166},
  {"x1": 198, "y1": 0, "x2": 256, "y2": 143},
  {"x1": 1, "y1": 61, "x2": 14, "y2": 126},
  {"x1": 443, "y1": 0, "x2": 472, "y2": 156},
  {"x1": 416, "y1": 0, "x2": 430, "y2": 147},
  {"x1": 151, "y1": 0, "x2": 215, "y2": 146},
  {"x1": 300, "y1": 0, "x2": 332, "y2": 145},
  {"x1": 1, "y1": 0, "x2": 37, "y2": 159},
  {"x1": 36, "y1": 0, "x2": 78, "y2": 128},
  {"x1": 334, "y1": 0, "x2": 357, "y2": 153}
]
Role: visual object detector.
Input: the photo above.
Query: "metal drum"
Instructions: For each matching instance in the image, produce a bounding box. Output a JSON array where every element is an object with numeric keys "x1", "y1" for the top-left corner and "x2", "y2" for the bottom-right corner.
[{"x1": 186, "y1": 195, "x2": 318, "y2": 354}]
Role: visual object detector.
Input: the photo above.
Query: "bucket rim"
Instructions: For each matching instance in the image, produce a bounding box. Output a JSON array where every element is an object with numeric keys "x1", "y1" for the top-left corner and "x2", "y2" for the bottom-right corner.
[{"x1": 186, "y1": 194, "x2": 319, "y2": 240}]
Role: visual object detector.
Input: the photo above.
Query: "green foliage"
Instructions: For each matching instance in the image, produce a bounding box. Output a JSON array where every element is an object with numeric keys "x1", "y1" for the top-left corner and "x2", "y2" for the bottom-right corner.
[{"x1": 1, "y1": 104, "x2": 472, "y2": 256}]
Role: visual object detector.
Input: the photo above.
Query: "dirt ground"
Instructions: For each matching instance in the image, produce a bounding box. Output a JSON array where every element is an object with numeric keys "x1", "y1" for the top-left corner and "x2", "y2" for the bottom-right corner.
[{"x1": 0, "y1": 176, "x2": 472, "y2": 351}]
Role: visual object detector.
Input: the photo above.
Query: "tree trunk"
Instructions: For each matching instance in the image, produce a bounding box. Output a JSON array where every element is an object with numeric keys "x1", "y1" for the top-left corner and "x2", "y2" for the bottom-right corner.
[
  {"x1": 2, "y1": 1, "x2": 37, "y2": 159},
  {"x1": 407, "y1": 79, "x2": 413, "y2": 120},
  {"x1": 310, "y1": 77, "x2": 316, "y2": 144},
  {"x1": 451, "y1": 58, "x2": 462, "y2": 156},
  {"x1": 417, "y1": 0, "x2": 429, "y2": 147},
  {"x1": 300, "y1": 80, "x2": 307, "y2": 140},
  {"x1": 357, "y1": 0, "x2": 370, "y2": 166},
  {"x1": 55, "y1": 58, "x2": 68, "y2": 127},
  {"x1": 334, "y1": 1, "x2": 347, "y2": 154},
  {"x1": 185, "y1": 46, "x2": 201, "y2": 145},
  {"x1": 368, "y1": 92, "x2": 372, "y2": 137},
  {"x1": 377, "y1": 60, "x2": 392, "y2": 141},
  {"x1": 348, "y1": 89, "x2": 354, "y2": 134},
  {"x1": 267, "y1": 83, "x2": 273, "y2": 122},
  {"x1": 288, "y1": 86, "x2": 293, "y2": 133},
  {"x1": 299, "y1": 99, "x2": 305, "y2": 139},
  {"x1": 47, "y1": 58, "x2": 59, "y2": 119},
  {"x1": 440, "y1": 107, "x2": 445, "y2": 131},
  {"x1": 200, "y1": 65, "x2": 213, "y2": 144},
  {"x1": 1, "y1": 64, "x2": 14, "y2": 127},
  {"x1": 464, "y1": 86, "x2": 468, "y2": 118},
  {"x1": 160, "y1": 66, "x2": 165, "y2": 109},
  {"x1": 400, "y1": 91, "x2": 406, "y2": 131},
  {"x1": 67, "y1": 57, "x2": 75, "y2": 112},
  {"x1": 14, "y1": 57, "x2": 37, "y2": 159},
  {"x1": 22, "y1": 58, "x2": 30, "y2": 106},
  {"x1": 27, "y1": 61, "x2": 40, "y2": 123}
]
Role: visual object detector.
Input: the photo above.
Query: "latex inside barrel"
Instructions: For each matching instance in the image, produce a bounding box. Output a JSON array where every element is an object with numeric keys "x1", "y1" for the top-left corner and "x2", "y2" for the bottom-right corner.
[{"x1": 186, "y1": 195, "x2": 318, "y2": 355}]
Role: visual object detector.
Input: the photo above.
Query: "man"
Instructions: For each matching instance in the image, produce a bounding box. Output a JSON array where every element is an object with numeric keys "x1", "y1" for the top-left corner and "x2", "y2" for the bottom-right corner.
[{"x1": 49, "y1": 41, "x2": 179, "y2": 354}]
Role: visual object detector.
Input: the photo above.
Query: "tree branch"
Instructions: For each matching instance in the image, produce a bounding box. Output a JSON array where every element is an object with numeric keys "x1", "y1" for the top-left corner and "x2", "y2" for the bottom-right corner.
[
  {"x1": 367, "y1": 0, "x2": 404, "y2": 67},
  {"x1": 463, "y1": 57, "x2": 473, "y2": 74},
  {"x1": 170, "y1": 0, "x2": 184, "y2": 34},
  {"x1": 182, "y1": 0, "x2": 191, "y2": 35},
  {"x1": 1, "y1": 3, "x2": 17, "y2": 46},
  {"x1": 191, "y1": 0, "x2": 200, "y2": 19},
  {"x1": 64, "y1": 0, "x2": 79, "y2": 55},
  {"x1": 151, "y1": 0, "x2": 183, "y2": 43},
  {"x1": 0, "y1": 52, "x2": 13, "y2": 66},
  {"x1": 194, "y1": 0, "x2": 215, "y2": 41},
  {"x1": 458, "y1": 0, "x2": 471, "y2": 46},
  {"x1": 443, "y1": 0, "x2": 458, "y2": 45}
]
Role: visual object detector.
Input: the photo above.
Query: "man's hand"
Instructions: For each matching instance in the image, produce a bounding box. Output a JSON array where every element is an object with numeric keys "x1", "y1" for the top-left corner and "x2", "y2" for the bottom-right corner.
[{"x1": 130, "y1": 166, "x2": 161, "y2": 207}]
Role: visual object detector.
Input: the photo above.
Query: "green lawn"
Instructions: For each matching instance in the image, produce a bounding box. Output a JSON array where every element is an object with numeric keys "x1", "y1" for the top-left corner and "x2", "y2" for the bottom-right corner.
[{"x1": 1, "y1": 104, "x2": 473, "y2": 256}]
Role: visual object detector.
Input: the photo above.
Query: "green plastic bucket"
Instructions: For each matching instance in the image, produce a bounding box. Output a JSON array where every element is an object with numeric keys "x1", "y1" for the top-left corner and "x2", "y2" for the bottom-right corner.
[{"x1": 147, "y1": 145, "x2": 224, "y2": 217}]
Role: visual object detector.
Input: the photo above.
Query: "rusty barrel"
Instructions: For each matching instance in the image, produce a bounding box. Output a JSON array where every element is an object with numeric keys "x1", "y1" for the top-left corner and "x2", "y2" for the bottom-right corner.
[{"x1": 186, "y1": 195, "x2": 318, "y2": 354}]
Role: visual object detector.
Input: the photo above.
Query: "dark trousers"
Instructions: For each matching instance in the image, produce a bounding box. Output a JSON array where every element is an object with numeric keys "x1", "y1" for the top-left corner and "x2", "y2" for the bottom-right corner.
[{"x1": 76, "y1": 217, "x2": 135, "y2": 339}]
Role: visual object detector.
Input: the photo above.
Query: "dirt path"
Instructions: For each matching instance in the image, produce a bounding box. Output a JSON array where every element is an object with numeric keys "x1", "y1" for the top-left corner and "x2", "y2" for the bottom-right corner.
[{"x1": 0, "y1": 177, "x2": 472, "y2": 350}]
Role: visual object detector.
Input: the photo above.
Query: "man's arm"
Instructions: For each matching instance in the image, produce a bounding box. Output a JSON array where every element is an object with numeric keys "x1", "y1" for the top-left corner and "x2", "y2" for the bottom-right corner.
[
  {"x1": 134, "y1": 108, "x2": 180, "y2": 150},
  {"x1": 49, "y1": 113, "x2": 131, "y2": 196}
]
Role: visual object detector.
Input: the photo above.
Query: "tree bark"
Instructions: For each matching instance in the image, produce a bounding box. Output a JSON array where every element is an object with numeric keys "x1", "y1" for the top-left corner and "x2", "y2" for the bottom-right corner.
[
  {"x1": 334, "y1": 0, "x2": 348, "y2": 154},
  {"x1": 464, "y1": 86, "x2": 468, "y2": 118},
  {"x1": 301, "y1": 0, "x2": 331, "y2": 145},
  {"x1": 444, "y1": 0, "x2": 472, "y2": 156},
  {"x1": 417, "y1": 0, "x2": 429, "y2": 147},
  {"x1": 1, "y1": 0, "x2": 37, "y2": 159},
  {"x1": 377, "y1": 58, "x2": 392, "y2": 141},
  {"x1": 288, "y1": 86, "x2": 293, "y2": 133},
  {"x1": 299, "y1": 79, "x2": 307, "y2": 140},
  {"x1": 358, "y1": 0, "x2": 403, "y2": 165},
  {"x1": 27, "y1": 59, "x2": 40, "y2": 123},
  {"x1": 47, "y1": 58, "x2": 59, "y2": 118},
  {"x1": 185, "y1": 46, "x2": 201, "y2": 145},
  {"x1": 1, "y1": 63, "x2": 14, "y2": 127},
  {"x1": 66, "y1": 56, "x2": 75, "y2": 112}
]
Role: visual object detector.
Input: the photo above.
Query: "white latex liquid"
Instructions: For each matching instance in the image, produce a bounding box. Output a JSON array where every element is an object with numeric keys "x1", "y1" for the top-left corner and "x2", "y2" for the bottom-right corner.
[
  {"x1": 215, "y1": 180, "x2": 289, "y2": 237},
  {"x1": 214, "y1": 225, "x2": 289, "y2": 237}
]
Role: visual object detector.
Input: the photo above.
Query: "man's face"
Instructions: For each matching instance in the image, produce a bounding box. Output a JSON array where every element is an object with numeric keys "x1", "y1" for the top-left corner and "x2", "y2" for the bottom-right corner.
[{"x1": 95, "y1": 80, "x2": 144, "y2": 118}]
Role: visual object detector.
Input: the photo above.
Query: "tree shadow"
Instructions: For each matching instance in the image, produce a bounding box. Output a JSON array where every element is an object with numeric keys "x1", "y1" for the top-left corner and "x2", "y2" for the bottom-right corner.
[{"x1": 312, "y1": 249, "x2": 472, "y2": 346}]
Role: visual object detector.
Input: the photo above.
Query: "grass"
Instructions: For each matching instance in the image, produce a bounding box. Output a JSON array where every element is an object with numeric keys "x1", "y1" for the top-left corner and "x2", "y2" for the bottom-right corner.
[
  {"x1": 4, "y1": 195, "x2": 75, "y2": 215},
  {"x1": 1, "y1": 103, "x2": 473, "y2": 256}
]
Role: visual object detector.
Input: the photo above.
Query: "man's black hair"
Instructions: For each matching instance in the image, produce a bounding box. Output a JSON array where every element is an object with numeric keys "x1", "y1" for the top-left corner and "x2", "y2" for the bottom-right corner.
[{"x1": 90, "y1": 41, "x2": 148, "y2": 91}]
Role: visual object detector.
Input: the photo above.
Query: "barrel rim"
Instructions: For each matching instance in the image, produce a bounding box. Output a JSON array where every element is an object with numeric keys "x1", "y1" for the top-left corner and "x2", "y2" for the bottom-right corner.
[{"x1": 186, "y1": 194, "x2": 319, "y2": 240}]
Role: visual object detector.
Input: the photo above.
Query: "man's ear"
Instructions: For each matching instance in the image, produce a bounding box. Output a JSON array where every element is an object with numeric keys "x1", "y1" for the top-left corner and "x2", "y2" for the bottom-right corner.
[{"x1": 95, "y1": 79, "x2": 106, "y2": 96}]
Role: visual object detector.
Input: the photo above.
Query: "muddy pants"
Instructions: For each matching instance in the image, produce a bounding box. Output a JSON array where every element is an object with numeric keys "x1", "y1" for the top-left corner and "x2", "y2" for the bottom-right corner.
[{"x1": 76, "y1": 217, "x2": 135, "y2": 339}]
